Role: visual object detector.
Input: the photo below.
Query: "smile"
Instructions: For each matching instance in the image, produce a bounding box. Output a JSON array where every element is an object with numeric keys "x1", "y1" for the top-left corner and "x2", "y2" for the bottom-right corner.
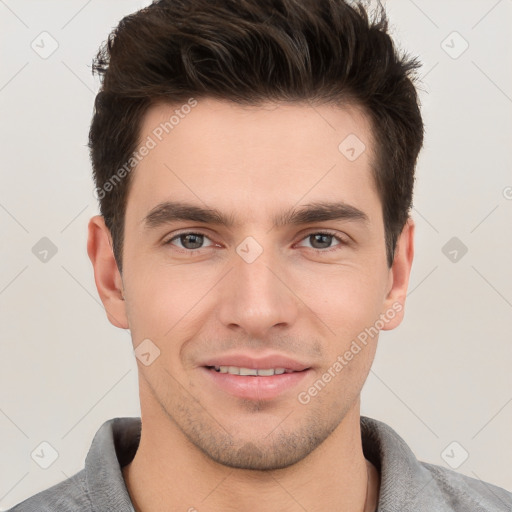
[
  {"x1": 208, "y1": 365, "x2": 297, "y2": 376},
  {"x1": 202, "y1": 365, "x2": 310, "y2": 400}
]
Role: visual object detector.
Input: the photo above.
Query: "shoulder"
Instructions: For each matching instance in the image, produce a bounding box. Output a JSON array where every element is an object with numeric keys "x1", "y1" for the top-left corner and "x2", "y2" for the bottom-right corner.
[
  {"x1": 360, "y1": 416, "x2": 512, "y2": 512},
  {"x1": 6, "y1": 416, "x2": 139, "y2": 512},
  {"x1": 418, "y1": 460, "x2": 512, "y2": 512},
  {"x1": 6, "y1": 470, "x2": 93, "y2": 512}
]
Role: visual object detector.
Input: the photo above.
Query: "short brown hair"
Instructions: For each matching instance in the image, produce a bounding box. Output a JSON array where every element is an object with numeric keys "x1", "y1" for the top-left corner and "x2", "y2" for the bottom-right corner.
[{"x1": 89, "y1": 0, "x2": 424, "y2": 273}]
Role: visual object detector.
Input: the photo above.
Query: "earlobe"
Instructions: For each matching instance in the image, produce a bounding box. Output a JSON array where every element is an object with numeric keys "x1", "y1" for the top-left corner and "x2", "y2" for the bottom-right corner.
[
  {"x1": 381, "y1": 217, "x2": 415, "y2": 331},
  {"x1": 87, "y1": 215, "x2": 129, "y2": 329}
]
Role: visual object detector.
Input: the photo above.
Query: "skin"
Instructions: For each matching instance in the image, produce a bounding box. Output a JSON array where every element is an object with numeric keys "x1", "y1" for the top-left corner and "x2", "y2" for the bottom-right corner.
[{"x1": 87, "y1": 98, "x2": 414, "y2": 512}]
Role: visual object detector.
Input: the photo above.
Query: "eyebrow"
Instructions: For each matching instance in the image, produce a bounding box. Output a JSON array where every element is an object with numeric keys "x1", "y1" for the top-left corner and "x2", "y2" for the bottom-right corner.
[{"x1": 142, "y1": 200, "x2": 369, "y2": 230}]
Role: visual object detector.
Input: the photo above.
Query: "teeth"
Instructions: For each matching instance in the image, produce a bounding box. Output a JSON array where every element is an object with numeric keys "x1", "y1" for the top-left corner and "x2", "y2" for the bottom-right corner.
[
  {"x1": 256, "y1": 368, "x2": 275, "y2": 376},
  {"x1": 239, "y1": 368, "x2": 258, "y2": 376},
  {"x1": 213, "y1": 366, "x2": 290, "y2": 376}
]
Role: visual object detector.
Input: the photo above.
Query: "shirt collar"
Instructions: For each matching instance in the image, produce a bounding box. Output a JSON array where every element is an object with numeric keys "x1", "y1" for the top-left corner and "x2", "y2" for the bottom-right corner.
[
  {"x1": 85, "y1": 417, "x2": 140, "y2": 511},
  {"x1": 84, "y1": 415, "x2": 446, "y2": 511}
]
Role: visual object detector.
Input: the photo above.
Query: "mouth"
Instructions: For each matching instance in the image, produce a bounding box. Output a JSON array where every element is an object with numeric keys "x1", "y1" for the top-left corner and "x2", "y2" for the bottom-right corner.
[
  {"x1": 206, "y1": 365, "x2": 300, "y2": 376},
  {"x1": 201, "y1": 363, "x2": 311, "y2": 400}
]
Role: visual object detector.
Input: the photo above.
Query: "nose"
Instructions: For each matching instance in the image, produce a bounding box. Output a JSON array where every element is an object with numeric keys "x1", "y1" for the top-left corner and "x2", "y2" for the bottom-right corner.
[{"x1": 216, "y1": 241, "x2": 300, "y2": 340}]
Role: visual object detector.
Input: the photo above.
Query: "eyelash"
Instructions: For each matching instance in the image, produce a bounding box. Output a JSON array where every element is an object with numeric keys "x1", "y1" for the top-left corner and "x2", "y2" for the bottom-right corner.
[{"x1": 163, "y1": 230, "x2": 349, "y2": 254}]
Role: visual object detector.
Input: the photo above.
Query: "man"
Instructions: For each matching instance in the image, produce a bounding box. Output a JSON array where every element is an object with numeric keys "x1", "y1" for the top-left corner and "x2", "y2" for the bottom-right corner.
[{"x1": 8, "y1": 0, "x2": 511, "y2": 510}]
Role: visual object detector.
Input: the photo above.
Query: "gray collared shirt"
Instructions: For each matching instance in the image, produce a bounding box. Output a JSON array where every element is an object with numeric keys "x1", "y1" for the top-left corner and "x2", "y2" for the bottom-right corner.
[{"x1": 8, "y1": 416, "x2": 512, "y2": 511}]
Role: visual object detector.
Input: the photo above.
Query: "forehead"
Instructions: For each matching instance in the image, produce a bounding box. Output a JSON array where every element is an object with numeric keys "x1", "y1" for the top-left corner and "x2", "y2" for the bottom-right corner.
[
  {"x1": 127, "y1": 98, "x2": 380, "y2": 226},
  {"x1": 139, "y1": 98, "x2": 374, "y2": 161}
]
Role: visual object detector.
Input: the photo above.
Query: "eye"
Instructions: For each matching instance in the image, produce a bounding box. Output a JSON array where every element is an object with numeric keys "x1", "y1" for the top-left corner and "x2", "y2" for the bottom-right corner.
[
  {"x1": 165, "y1": 232, "x2": 215, "y2": 251},
  {"x1": 163, "y1": 230, "x2": 348, "y2": 254},
  {"x1": 296, "y1": 231, "x2": 347, "y2": 251}
]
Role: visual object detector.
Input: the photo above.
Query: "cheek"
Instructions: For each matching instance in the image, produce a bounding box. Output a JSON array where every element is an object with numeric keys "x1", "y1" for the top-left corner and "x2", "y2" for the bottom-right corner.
[
  {"x1": 306, "y1": 265, "x2": 387, "y2": 344},
  {"x1": 123, "y1": 238, "x2": 389, "y2": 350},
  {"x1": 123, "y1": 256, "x2": 219, "y2": 345}
]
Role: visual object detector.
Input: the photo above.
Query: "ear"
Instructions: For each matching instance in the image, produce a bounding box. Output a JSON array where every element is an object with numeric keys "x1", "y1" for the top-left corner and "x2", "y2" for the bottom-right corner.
[
  {"x1": 87, "y1": 215, "x2": 129, "y2": 329},
  {"x1": 380, "y1": 217, "x2": 415, "y2": 330}
]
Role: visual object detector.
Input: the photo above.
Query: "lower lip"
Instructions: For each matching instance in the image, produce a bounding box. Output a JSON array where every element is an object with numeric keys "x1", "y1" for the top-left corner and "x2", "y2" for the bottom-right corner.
[{"x1": 201, "y1": 367, "x2": 310, "y2": 400}]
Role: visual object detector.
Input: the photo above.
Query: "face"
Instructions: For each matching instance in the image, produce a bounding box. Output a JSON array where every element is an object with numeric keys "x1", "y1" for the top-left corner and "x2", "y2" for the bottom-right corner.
[{"x1": 88, "y1": 98, "x2": 413, "y2": 471}]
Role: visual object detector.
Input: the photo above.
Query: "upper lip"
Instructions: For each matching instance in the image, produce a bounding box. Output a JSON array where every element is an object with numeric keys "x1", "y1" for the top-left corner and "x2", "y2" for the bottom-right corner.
[{"x1": 200, "y1": 353, "x2": 310, "y2": 372}]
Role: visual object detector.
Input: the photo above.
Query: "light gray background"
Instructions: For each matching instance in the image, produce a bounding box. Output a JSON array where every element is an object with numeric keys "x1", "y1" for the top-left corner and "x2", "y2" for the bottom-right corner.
[{"x1": 1, "y1": 0, "x2": 511, "y2": 508}]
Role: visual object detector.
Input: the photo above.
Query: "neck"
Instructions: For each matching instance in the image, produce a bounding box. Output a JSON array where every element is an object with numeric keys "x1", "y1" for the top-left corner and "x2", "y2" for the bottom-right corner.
[{"x1": 123, "y1": 393, "x2": 379, "y2": 512}]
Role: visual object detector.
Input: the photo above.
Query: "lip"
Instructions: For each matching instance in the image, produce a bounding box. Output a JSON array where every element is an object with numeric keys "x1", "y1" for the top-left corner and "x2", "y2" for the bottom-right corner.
[
  {"x1": 201, "y1": 367, "x2": 311, "y2": 400},
  {"x1": 199, "y1": 352, "x2": 312, "y2": 400},
  {"x1": 200, "y1": 353, "x2": 310, "y2": 372}
]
